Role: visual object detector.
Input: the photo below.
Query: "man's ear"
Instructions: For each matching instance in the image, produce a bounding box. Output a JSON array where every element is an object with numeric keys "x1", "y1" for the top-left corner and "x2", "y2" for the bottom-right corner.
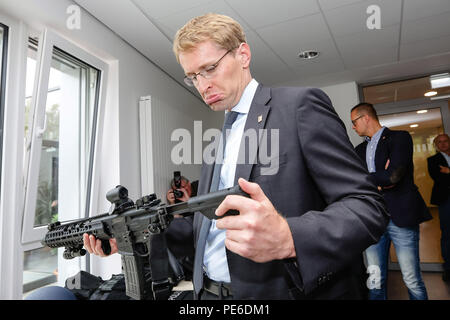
[{"x1": 237, "y1": 42, "x2": 251, "y2": 68}]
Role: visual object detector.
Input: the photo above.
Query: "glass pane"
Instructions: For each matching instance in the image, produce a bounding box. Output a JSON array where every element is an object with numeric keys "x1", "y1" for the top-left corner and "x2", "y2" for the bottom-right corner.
[
  {"x1": 23, "y1": 247, "x2": 58, "y2": 296},
  {"x1": 24, "y1": 40, "x2": 38, "y2": 147},
  {"x1": 363, "y1": 76, "x2": 450, "y2": 104},
  {"x1": 0, "y1": 27, "x2": 4, "y2": 94},
  {"x1": 378, "y1": 107, "x2": 444, "y2": 205},
  {"x1": 0, "y1": 27, "x2": 3, "y2": 69},
  {"x1": 33, "y1": 48, "x2": 100, "y2": 227},
  {"x1": 23, "y1": 44, "x2": 101, "y2": 295},
  {"x1": 0, "y1": 25, "x2": 7, "y2": 193}
]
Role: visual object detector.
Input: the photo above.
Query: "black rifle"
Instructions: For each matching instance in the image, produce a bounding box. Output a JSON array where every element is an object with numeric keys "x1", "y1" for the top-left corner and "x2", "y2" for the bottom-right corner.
[{"x1": 42, "y1": 184, "x2": 249, "y2": 300}]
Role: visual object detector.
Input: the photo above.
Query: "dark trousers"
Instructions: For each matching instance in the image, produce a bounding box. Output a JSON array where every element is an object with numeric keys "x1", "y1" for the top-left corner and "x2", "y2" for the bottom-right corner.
[
  {"x1": 439, "y1": 196, "x2": 450, "y2": 270},
  {"x1": 199, "y1": 289, "x2": 233, "y2": 300}
]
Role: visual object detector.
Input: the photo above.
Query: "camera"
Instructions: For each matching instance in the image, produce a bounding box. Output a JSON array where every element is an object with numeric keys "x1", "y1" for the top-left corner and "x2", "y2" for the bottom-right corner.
[
  {"x1": 173, "y1": 171, "x2": 181, "y2": 188},
  {"x1": 173, "y1": 189, "x2": 183, "y2": 199},
  {"x1": 173, "y1": 171, "x2": 183, "y2": 203}
]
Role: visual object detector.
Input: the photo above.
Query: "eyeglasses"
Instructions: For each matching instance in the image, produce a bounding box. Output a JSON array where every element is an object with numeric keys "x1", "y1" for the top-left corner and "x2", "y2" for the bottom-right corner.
[
  {"x1": 183, "y1": 49, "x2": 233, "y2": 87},
  {"x1": 351, "y1": 115, "x2": 365, "y2": 126}
]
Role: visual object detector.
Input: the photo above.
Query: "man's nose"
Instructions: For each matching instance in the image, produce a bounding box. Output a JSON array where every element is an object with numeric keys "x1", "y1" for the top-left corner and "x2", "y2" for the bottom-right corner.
[{"x1": 196, "y1": 75, "x2": 211, "y2": 93}]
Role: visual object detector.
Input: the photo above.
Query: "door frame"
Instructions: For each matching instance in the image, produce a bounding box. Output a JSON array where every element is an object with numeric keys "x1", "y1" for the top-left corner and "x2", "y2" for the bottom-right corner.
[{"x1": 373, "y1": 98, "x2": 449, "y2": 272}]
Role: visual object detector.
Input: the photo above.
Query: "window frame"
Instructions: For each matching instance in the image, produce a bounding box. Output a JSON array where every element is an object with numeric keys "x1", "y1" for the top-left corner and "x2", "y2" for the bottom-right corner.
[
  {"x1": 0, "y1": 22, "x2": 8, "y2": 183},
  {"x1": 0, "y1": 12, "x2": 28, "y2": 299},
  {"x1": 22, "y1": 28, "x2": 109, "y2": 248},
  {"x1": 0, "y1": 11, "x2": 109, "y2": 298}
]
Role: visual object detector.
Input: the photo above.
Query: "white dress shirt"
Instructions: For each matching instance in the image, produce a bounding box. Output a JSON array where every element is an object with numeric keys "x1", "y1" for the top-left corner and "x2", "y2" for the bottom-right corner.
[{"x1": 203, "y1": 79, "x2": 259, "y2": 282}]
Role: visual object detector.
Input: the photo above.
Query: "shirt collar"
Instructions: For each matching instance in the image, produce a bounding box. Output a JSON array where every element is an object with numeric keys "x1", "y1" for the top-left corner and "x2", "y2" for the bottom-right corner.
[
  {"x1": 365, "y1": 126, "x2": 386, "y2": 142},
  {"x1": 227, "y1": 79, "x2": 259, "y2": 115},
  {"x1": 441, "y1": 151, "x2": 450, "y2": 160}
]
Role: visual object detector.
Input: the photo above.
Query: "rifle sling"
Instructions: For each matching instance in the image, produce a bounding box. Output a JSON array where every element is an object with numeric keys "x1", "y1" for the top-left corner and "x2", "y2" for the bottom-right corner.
[{"x1": 149, "y1": 233, "x2": 172, "y2": 300}]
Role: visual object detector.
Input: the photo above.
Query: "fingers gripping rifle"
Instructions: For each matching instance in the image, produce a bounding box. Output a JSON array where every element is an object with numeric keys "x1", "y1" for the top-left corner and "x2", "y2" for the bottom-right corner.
[{"x1": 42, "y1": 184, "x2": 249, "y2": 300}]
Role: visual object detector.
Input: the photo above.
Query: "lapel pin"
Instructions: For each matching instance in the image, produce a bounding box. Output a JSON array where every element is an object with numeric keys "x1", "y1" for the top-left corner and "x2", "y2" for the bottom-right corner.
[{"x1": 258, "y1": 115, "x2": 263, "y2": 123}]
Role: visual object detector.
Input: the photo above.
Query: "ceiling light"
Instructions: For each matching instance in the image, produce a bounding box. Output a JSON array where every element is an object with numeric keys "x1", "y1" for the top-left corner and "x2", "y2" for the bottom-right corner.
[
  {"x1": 298, "y1": 50, "x2": 320, "y2": 60},
  {"x1": 424, "y1": 91, "x2": 438, "y2": 97},
  {"x1": 410, "y1": 124, "x2": 419, "y2": 128},
  {"x1": 430, "y1": 73, "x2": 450, "y2": 89},
  {"x1": 430, "y1": 94, "x2": 450, "y2": 100},
  {"x1": 416, "y1": 110, "x2": 428, "y2": 114}
]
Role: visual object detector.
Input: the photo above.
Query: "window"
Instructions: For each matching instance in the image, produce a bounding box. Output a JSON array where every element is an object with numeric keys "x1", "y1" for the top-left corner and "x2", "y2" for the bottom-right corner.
[
  {"x1": 27, "y1": 45, "x2": 100, "y2": 228},
  {"x1": 22, "y1": 30, "x2": 107, "y2": 294}
]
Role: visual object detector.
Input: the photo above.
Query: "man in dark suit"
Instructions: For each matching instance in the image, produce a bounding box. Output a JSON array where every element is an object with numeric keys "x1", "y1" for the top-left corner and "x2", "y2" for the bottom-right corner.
[
  {"x1": 427, "y1": 133, "x2": 450, "y2": 281},
  {"x1": 159, "y1": 13, "x2": 389, "y2": 300},
  {"x1": 350, "y1": 102, "x2": 431, "y2": 300},
  {"x1": 84, "y1": 13, "x2": 388, "y2": 300}
]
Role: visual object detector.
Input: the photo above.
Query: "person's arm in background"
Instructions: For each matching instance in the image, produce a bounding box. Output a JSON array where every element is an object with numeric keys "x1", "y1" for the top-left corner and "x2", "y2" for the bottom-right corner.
[
  {"x1": 370, "y1": 131, "x2": 411, "y2": 190},
  {"x1": 428, "y1": 156, "x2": 449, "y2": 183}
]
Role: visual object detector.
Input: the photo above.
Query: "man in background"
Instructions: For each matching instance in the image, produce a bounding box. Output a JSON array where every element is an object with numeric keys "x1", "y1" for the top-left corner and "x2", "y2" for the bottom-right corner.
[
  {"x1": 427, "y1": 133, "x2": 450, "y2": 282},
  {"x1": 351, "y1": 102, "x2": 431, "y2": 300}
]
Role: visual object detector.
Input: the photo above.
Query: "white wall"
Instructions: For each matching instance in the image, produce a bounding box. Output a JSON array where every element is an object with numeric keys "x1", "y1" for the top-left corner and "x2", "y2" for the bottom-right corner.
[
  {"x1": 147, "y1": 95, "x2": 223, "y2": 200},
  {"x1": 0, "y1": 0, "x2": 222, "y2": 280},
  {"x1": 320, "y1": 81, "x2": 364, "y2": 147}
]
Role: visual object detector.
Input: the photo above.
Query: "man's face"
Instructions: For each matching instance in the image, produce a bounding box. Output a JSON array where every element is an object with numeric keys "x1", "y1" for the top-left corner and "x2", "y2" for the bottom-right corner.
[
  {"x1": 435, "y1": 135, "x2": 450, "y2": 153},
  {"x1": 178, "y1": 40, "x2": 250, "y2": 112},
  {"x1": 350, "y1": 110, "x2": 367, "y2": 137}
]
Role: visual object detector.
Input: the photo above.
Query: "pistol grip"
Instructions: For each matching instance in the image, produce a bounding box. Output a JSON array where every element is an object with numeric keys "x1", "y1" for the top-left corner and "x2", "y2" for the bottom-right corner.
[
  {"x1": 221, "y1": 209, "x2": 239, "y2": 218},
  {"x1": 101, "y1": 239, "x2": 111, "y2": 255}
]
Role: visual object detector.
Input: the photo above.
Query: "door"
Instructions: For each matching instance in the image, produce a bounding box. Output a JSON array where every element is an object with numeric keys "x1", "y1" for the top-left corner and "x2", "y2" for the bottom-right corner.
[{"x1": 377, "y1": 100, "x2": 450, "y2": 271}]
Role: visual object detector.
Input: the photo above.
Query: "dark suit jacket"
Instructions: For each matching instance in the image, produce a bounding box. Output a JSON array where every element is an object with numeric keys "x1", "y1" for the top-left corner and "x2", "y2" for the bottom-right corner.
[
  {"x1": 355, "y1": 128, "x2": 431, "y2": 228},
  {"x1": 427, "y1": 152, "x2": 450, "y2": 205},
  {"x1": 166, "y1": 85, "x2": 388, "y2": 299}
]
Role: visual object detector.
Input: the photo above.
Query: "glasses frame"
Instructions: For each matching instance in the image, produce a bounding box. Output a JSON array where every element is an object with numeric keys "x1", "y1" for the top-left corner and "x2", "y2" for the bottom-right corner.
[
  {"x1": 183, "y1": 49, "x2": 233, "y2": 87},
  {"x1": 351, "y1": 115, "x2": 365, "y2": 126}
]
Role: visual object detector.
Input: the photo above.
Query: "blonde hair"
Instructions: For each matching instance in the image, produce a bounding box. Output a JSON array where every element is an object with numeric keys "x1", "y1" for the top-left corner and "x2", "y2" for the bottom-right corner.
[{"x1": 173, "y1": 13, "x2": 246, "y2": 62}]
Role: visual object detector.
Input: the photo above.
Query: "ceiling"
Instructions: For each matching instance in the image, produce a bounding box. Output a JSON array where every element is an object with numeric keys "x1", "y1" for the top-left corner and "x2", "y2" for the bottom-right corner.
[
  {"x1": 74, "y1": 0, "x2": 450, "y2": 98},
  {"x1": 379, "y1": 108, "x2": 444, "y2": 131}
]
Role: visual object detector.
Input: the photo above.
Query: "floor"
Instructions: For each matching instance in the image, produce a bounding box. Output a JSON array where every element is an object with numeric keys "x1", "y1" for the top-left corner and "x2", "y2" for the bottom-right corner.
[{"x1": 387, "y1": 271, "x2": 450, "y2": 300}]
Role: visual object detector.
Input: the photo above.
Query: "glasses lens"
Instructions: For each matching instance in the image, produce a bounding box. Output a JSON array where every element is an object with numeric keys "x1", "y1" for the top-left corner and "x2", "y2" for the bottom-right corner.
[{"x1": 183, "y1": 76, "x2": 194, "y2": 87}]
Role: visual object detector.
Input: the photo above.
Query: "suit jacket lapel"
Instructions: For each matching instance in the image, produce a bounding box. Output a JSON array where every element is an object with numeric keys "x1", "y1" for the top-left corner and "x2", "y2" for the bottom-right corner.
[
  {"x1": 374, "y1": 127, "x2": 391, "y2": 169},
  {"x1": 234, "y1": 84, "x2": 271, "y2": 185},
  {"x1": 436, "y1": 152, "x2": 446, "y2": 166}
]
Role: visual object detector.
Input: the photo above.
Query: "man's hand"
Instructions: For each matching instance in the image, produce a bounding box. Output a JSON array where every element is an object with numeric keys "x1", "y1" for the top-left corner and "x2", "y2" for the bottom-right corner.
[
  {"x1": 166, "y1": 188, "x2": 191, "y2": 204},
  {"x1": 166, "y1": 189, "x2": 176, "y2": 204},
  {"x1": 439, "y1": 165, "x2": 450, "y2": 174},
  {"x1": 83, "y1": 233, "x2": 118, "y2": 257},
  {"x1": 215, "y1": 178, "x2": 296, "y2": 263}
]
